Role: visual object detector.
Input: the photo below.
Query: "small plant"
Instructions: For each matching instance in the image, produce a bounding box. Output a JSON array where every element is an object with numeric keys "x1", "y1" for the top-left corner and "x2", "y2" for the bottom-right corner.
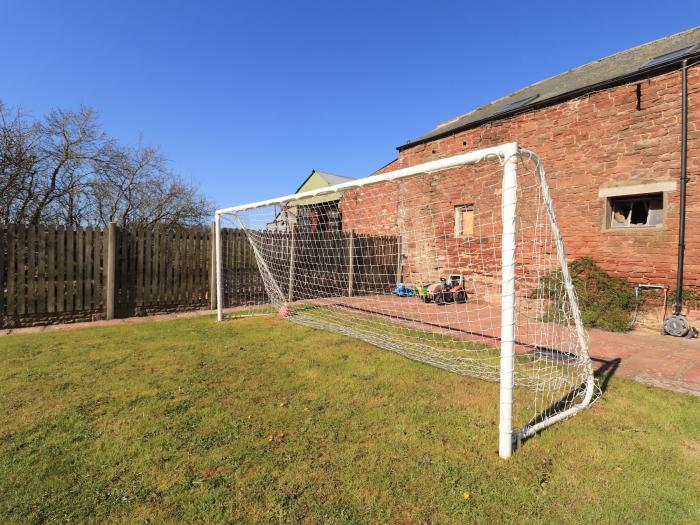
[
  {"x1": 669, "y1": 288, "x2": 700, "y2": 310},
  {"x1": 537, "y1": 257, "x2": 638, "y2": 332}
]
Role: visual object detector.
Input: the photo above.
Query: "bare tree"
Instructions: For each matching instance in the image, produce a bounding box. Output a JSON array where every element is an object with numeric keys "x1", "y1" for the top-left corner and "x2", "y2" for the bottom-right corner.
[
  {"x1": 0, "y1": 99, "x2": 212, "y2": 227},
  {"x1": 0, "y1": 102, "x2": 41, "y2": 223},
  {"x1": 89, "y1": 143, "x2": 213, "y2": 228},
  {"x1": 0, "y1": 102, "x2": 107, "y2": 225},
  {"x1": 30, "y1": 106, "x2": 109, "y2": 225}
]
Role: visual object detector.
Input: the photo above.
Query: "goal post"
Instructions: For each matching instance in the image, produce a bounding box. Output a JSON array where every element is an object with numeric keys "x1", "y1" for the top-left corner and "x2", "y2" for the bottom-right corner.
[
  {"x1": 215, "y1": 212, "x2": 222, "y2": 321},
  {"x1": 215, "y1": 142, "x2": 597, "y2": 458},
  {"x1": 499, "y1": 146, "x2": 518, "y2": 458}
]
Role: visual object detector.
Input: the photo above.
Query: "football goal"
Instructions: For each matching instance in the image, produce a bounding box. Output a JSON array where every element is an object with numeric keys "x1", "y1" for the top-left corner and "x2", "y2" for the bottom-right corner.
[{"x1": 215, "y1": 143, "x2": 597, "y2": 458}]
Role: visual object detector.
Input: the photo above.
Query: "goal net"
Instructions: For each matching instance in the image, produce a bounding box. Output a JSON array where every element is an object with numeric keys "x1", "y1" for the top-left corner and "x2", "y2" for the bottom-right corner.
[{"x1": 216, "y1": 143, "x2": 597, "y2": 458}]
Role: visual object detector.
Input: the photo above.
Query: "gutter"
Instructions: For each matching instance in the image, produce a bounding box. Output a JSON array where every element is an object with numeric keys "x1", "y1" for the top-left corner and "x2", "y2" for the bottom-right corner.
[{"x1": 398, "y1": 52, "x2": 700, "y2": 151}]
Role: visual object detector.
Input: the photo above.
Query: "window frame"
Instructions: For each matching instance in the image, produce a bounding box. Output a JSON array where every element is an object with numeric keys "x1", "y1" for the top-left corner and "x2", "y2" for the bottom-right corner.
[
  {"x1": 454, "y1": 203, "x2": 475, "y2": 238},
  {"x1": 605, "y1": 192, "x2": 664, "y2": 230}
]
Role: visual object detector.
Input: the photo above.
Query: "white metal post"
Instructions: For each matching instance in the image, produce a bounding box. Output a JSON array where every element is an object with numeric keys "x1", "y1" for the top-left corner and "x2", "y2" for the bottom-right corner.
[
  {"x1": 499, "y1": 143, "x2": 518, "y2": 459},
  {"x1": 215, "y1": 213, "x2": 223, "y2": 321},
  {"x1": 215, "y1": 144, "x2": 516, "y2": 216}
]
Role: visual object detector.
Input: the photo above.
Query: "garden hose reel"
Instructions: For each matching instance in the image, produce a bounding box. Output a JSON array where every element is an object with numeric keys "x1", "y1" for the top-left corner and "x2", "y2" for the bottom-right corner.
[{"x1": 663, "y1": 313, "x2": 698, "y2": 338}]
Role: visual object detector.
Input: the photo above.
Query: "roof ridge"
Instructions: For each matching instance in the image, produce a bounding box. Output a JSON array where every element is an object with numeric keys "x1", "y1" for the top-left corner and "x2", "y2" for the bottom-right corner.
[{"x1": 312, "y1": 169, "x2": 352, "y2": 178}]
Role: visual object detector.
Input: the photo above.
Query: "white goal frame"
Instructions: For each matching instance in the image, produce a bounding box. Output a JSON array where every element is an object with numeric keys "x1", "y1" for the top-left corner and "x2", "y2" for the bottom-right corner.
[{"x1": 214, "y1": 142, "x2": 595, "y2": 458}]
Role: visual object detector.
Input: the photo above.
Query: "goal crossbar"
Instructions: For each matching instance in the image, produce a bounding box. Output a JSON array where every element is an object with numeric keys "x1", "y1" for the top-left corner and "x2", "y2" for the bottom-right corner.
[
  {"x1": 216, "y1": 143, "x2": 516, "y2": 215},
  {"x1": 215, "y1": 142, "x2": 596, "y2": 458}
]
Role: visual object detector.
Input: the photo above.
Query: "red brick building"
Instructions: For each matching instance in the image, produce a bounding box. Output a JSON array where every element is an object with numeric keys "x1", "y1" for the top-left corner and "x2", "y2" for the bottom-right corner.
[{"x1": 340, "y1": 27, "x2": 700, "y2": 293}]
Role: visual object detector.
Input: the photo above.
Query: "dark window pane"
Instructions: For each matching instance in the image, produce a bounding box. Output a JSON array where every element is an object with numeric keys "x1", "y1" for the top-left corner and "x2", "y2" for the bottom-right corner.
[
  {"x1": 630, "y1": 200, "x2": 649, "y2": 225},
  {"x1": 611, "y1": 202, "x2": 631, "y2": 227}
]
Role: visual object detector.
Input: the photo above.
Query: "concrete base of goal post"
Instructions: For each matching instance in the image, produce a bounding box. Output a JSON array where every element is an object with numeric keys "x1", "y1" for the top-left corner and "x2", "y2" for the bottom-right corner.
[{"x1": 499, "y1": 144, "x2": 519, "y2": 459}]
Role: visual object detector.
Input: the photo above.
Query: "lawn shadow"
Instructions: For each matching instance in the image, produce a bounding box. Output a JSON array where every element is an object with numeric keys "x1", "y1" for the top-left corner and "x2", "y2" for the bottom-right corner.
[
  {"x1": 591, "y1": 356, "x2": 621, "y2": 394},
  {"x1": 516, "y1": 358, "x2": 620, "y2": 451}
]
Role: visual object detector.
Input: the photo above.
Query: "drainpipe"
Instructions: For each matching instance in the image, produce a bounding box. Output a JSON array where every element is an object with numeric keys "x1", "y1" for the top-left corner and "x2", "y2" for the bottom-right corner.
[
  {"x1": 674, "y1": 58, "x2": 688, "y2": 316},
  {"x1": 664, "y1": 59, "x2": 697, "y2": 338}
]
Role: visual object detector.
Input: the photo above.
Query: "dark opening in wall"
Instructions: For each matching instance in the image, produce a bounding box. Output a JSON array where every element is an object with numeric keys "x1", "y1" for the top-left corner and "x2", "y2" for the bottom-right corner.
[{"x1": 608, "y1": 193, "x2": 663, "y2": 228}]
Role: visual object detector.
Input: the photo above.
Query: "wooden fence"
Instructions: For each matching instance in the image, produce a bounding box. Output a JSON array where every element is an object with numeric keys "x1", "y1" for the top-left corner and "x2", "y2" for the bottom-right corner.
[
  {"x1": 0, "y1": 223, "x2": 400, "y2": 329},
  {"x1": 0, "y1": 224, "x2": 106, "y2": 327},
  {"x1": 291, "y1": 231, "x2": 399, "y2": 300},
  {"x1": 112, "y1": 226, "x2": 212, "y2": 317},
  {"x1": 0, "y1": 223, "x2": 263, "y2": 328},
  {"x1": 221, "y1": 228, "x2": 268, "y2": 308}
]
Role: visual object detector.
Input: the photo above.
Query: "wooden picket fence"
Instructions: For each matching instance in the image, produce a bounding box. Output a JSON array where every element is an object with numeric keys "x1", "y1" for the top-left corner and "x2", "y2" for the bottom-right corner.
[
  {"x1": 0, "y1": 223, "x2": 265, "y2": 328},
  {"x1": 0, "y1": 223, "x2": 400, "y2": 329},
  {"x1": 291, "y1": 231, "x2": 399, "y2": 300},
  {"x1": 0, "y1": 224, "x2": 106, "y2": 326},
  {"x1": 221, "y1": 228, "x2": 268, "y2": 308},
  {"x1": 111, "y1": 227, "x2": 212, "y2": 317}
]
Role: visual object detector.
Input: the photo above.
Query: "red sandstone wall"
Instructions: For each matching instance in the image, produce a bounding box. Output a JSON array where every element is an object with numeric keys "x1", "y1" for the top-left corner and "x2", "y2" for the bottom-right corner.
[
  {"x1": 341, "y1": 161, "x2": 552, "y2": 302},
  {"x1": 342, "y1": 67, "x2": 700, "y2": 290}
]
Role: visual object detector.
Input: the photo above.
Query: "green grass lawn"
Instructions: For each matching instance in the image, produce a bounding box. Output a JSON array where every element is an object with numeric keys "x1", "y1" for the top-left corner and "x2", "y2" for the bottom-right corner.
[{"x1": 0, "y1": 316, "x2": 698, "y2": 524}]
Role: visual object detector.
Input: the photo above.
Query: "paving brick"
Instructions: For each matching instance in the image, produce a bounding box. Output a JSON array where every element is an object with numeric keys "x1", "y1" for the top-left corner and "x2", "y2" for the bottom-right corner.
[{"x1": 683, "y1": 364, "x2": 700, "y2": 382}]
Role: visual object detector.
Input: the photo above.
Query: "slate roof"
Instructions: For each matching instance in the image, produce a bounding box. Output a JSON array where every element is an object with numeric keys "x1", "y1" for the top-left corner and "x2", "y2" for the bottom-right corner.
[
  {"x1": 289, "y1": 170, "x2": 354, "y2": 203},
  {"x1": 314, "y1": 171, "x2": 355, "y2": 186},
  {"x1": 399, "y1": 26, "x2": 700, "y2": 150},
  {"x1": 292, "y1": 170, "x2": 354, "y2": 194}
]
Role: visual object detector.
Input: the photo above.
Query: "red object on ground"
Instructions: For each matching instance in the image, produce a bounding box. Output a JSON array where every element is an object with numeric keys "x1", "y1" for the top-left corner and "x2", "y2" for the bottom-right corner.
[{"x1": 279, "y1": 304, "x2": 291, "y2": 318}]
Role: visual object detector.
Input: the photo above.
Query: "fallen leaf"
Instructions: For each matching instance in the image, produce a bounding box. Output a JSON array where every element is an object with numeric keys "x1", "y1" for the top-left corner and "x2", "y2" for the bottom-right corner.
[
  {"x1": 463, "y1": 492, "x2": 470, "y2": 500},
  {"x1": 614, "y1": 466, "x2": 623, "y2": 472}
]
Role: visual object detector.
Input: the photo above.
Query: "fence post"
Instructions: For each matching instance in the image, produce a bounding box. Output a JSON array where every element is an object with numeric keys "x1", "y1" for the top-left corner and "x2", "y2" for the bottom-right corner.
[
  {"x1": 0, "y1": 226, "x2": 5, "y2": 329},
  {"x1": 347, "y1": 230, "x2": 354, "y2": 297},
  {"x1": 105, "y1": 222, "x2": 117, "y2": 320},
  {"x1": 287, "y1": 225, "x2": 296, "y2": 303},
  {"x1": 210, "y1": 221, "x2": 217, "y2": 310}
]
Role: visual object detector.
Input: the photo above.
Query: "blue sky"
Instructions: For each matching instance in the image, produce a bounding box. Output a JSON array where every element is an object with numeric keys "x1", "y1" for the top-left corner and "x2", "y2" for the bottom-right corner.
[{"x1": 2, "y1": 1, "x2": 698, "y2": 209}]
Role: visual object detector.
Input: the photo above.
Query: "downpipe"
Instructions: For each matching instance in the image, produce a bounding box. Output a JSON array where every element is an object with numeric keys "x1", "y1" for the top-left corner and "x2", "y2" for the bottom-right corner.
[{"x1": 664, "y1": 59, "x2": 698, "y2": 338}]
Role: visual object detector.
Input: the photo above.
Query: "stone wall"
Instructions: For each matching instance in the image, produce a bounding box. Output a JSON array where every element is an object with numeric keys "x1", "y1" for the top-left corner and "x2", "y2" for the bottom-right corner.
[{"x1": 342, "y1": 67, "x2": 700, "y2": 291}]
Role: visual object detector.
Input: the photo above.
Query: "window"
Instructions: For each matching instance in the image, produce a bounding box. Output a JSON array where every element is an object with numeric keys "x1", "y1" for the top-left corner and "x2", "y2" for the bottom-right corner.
[
  {"x1": 501, "y1": 94, "x2": 539, "y2": 112},
  {"x1": 608, "y1": 193, "x2": 663, "y2": 229},
  {"x1": 642, "y1": 45, "x2": 698, "y2": 68},
  {"x1": 455, "y1": 204, "x2": 474, "y2": 237}
]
